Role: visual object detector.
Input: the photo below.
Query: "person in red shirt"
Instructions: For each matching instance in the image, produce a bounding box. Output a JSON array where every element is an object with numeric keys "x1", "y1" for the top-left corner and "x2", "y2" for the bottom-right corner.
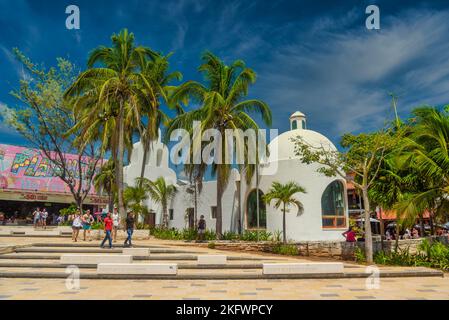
[
  {"x1": 342, "y1": 226, "x2": 357, "y2": 242},
  {"x1": 100, "y1": 212, "x2": 114, "y2": 249}
]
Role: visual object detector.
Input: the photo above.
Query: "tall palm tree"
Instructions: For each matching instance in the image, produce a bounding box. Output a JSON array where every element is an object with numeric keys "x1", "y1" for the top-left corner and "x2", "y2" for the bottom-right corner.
[
  {"x1": 137, "y1": 177, "x2": 177, "y2": 228},
  {"x1": 167, "y1": 52, "x2": 272, "y2": 237},
  {"x1": 94, "y1": 159, "x2": 116, "y2": 211},
  {"x1": 394, "y1": 106, "x2": 449, "y2": 232},
  {"x1": 263, "y1": 181, "x2": 306, "y2": 243},
  {"x1": 139, "y1": 53, "x2": 182, "y2": 179},
  {"x1": 65, "y1": 29, "x2": 158, "y2": 219}
]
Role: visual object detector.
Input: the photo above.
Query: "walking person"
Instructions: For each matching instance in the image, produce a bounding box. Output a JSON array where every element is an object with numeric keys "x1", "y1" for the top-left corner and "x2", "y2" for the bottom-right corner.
[
  {"x1": 342, "y1": 226, "x2": 357, "y2": 242},
  {"x1": 197, "y1": 215, "x2": 206, "y2": 242},
  {"x1": 100, "y1": 212, "x2": 113, "y2": 249},
  {"x1": 33, "y1": 207, "x2": 41, "y2": 228},
  {"x1": 41, "y1": 208, "x2": 48, "y2": 230},
  {"x1": 82, "y1": 209, "x2": 94, "y2": 241},
  {"x1": 124, "y1": 211, "x2": 135, "y2": 248},
  {"x1": 111, "y1": 207, "x2": 120, "y2": 242},
  {"x1": 71, "y1": 211, "x2": 83, "y2": 242}
]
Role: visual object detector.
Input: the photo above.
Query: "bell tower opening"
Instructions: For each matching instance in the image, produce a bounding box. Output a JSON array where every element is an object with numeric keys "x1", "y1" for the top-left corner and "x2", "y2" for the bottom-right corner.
[{"x1": 290, "y1": 111, "x2": 306, "y2": 130}]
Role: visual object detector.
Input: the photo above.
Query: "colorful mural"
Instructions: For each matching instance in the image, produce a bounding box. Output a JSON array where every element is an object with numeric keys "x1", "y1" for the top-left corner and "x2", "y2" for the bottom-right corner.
[{"x1": 0, "y1": 144, "x2": 100, "y2": 194}]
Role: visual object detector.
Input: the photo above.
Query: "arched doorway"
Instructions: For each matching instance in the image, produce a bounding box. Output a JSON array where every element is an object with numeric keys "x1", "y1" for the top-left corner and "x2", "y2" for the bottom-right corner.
[{"x1": 246, "y1": 189, "x2": 266, "y2": 229}]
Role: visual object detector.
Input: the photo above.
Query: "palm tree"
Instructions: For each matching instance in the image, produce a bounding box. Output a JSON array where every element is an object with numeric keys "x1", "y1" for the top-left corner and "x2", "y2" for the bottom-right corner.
[
  {"x1": 94, "y1": 159, "x2": 116, "y2": 211},
  {"x1": 139, "y1": 53, "x2": 182, "y2": 179},
  {"x1": 124, "y1": 182, "x2": 149, "y2": 221},
  {"x1": 263, "y1": 181, "x2": 306, "y2": 243},
  {"x1": 167, "y1": 52, "x2": 272, "y2": 237},
  {"x1": 137, "y1": 177, "x2": 177, "y2": 228},
  {"x1": 65, "y1": 29, "x2": 159, "y2": 219},
  {"x1": 394, "y1": 106, "x2": 449, "y2": 233}
]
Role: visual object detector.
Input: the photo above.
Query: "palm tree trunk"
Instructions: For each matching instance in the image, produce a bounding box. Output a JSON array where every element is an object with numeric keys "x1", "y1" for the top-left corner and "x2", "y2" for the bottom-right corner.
[
  {"x1": 140, "y1": 145, "x2": 149, "y2": 179},
  {"x1": 362, "y1": 187, "x2": 373, "y2": 263},
  {"x1": 116, "y1": 99, "x2": 126, "y2": 219},
  {"x1": 216, "y1": 165, "x2": 223, "y2": 238},
  {"x1": 282, "y1": 203, "x2": 287, "y2": 244},
  {"x1": 162, "y1": 203, "x2": 168, "y2": 228}
]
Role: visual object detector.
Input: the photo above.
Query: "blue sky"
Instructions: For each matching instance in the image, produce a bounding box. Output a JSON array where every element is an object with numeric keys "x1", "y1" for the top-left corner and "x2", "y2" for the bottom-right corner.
[{"x1": 2, "y1": 0, "x2": 449, "y2": 150}]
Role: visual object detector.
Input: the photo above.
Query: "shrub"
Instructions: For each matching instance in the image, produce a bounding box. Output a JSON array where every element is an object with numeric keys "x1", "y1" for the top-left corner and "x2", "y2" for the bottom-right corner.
[
  {"x1": 272, "y1": 243, "x2": 299, "y2": 256},
  {"x1": 208, "y1": 242, "x2": 216, "y2": 249},
  {"x1": 372, "y1": 239, "x2": 449, "y2": 271},
  {"x1": 354, "y1": 246, "x2": 366, "y2": 263},
  {"x1": 241, "y1": 230, "x2": 272, "y2": 242},
  {"x1": 150, "y1": 227, "x2": 216, "y2": 241}
]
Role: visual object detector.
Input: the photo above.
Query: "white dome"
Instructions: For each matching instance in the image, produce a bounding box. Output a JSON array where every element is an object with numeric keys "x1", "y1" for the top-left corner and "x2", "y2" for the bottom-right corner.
[
  {"x1": 290, "y1": 111, "x2": 305, "y2": 118},
  {"x1": 266, "y1": 129, "x2": 337, "y2": 162}
]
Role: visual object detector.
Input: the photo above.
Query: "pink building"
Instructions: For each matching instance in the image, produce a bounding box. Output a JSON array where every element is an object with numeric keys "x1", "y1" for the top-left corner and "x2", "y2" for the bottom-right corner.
[{"x1": 0, "y1": 144, "x2": 107, "y2": 221}]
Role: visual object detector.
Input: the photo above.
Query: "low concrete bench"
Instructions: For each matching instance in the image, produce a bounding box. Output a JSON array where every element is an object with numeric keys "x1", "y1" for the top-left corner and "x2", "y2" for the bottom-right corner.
[
  {"x1": 263, "y1": 262, "x2": 344, "y2": 275},
  {"x1": 197, "y1": 255, "x2": 227, "y2": 265},
  {"x1": 60, "y1": 254, "x2": 133, "y2": 265},
  {"x1": 122, "y1": 248, "x2": 150, "y2": 256},
  {"x1": 25, "y1": 230, "x2": 61, "y2": 236},
  {"x1": 97, "y1": 263, "x2": 177, "y2": 275}
]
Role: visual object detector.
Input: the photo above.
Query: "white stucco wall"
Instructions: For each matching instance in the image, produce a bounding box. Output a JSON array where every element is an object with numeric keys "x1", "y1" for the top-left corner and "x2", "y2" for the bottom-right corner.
[{"x1": 123, "y1": 112, "x2": 349, "y2": 242}]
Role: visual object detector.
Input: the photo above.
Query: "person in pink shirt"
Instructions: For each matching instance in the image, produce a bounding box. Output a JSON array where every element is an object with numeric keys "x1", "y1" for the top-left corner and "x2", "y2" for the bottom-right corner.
[{"x1": 342, "y1": 226, "x2": 357, "y2": 242}]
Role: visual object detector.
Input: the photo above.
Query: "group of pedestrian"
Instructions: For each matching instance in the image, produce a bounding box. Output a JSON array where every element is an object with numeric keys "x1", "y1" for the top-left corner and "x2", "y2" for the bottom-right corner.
[
  {"x1": 69, "y1": 206, "x2": 136, "y2": 248},
  {"x1": 70, "y1": 209, "x2": 94, "y2": 242},
  {"x1": 99, "y1": 208, "x2": 135, "y2": 249},
  {"x1": 32, "y1": 207, "x2": 49, "y2": 229}
]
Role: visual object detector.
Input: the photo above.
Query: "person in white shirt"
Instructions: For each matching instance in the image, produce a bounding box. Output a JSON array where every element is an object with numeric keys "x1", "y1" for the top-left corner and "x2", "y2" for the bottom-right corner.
[
  {"x1": 32, "y1": 208, "x2": 41, "y2": 228},
  {"x1": 41, "y1": 209, "x2": 48, "y2": 229},
  {"x1": 111, "y1": 208, "x2": 120, "y2": 242}
]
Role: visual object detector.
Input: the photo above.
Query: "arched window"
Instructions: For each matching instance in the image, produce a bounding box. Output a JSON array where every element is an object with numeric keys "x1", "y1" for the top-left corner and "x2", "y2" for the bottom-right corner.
[
  {"x1": 246, "y1": 189, "x2": 266, "y2": 229},
  {"x1": 321, "y1": 180, "x2": 346, "y2": 228},
  {"x1": 301, "y1": 120, "x2": 306, "y2": 129},
  {"x1": 156, "y1": 149, "x2": 163, "y2": 167},
  {"x1": 291, "y1": 120, "x2": 298, "y2": 130}
]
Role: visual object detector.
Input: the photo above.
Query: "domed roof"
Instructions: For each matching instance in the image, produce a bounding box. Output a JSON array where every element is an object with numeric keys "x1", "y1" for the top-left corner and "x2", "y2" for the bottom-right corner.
[
  {"x1": 290, "y1": 111, "x2": 305, "y2": 118},
  {"x1": 266, "y1": 129, "x2": 337, "y2": 162}
]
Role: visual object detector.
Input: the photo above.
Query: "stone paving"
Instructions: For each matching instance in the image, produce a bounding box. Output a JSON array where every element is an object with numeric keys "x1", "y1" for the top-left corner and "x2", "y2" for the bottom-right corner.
[
  {"x1": 1, "y1": 277, "x2": 449, "y2": 300},
  {"x1": 0, "y1": 236, "x2": 447, "y2": 299}
]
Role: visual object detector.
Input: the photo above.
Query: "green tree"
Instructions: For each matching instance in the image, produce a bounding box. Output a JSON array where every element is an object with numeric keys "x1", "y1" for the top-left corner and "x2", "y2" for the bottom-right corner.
[
  {"x1": 94, "y1": 159, "x2": 116, "y2": 211},
  {"x1": 137, "y1": 177, "x2": 177, "y2": 228},
  {"x1": 263, "y1": 181, "x2": 306, "y2": 244},
  {"x1": 65, "y1": 29, "x2": 158, "y2": 219},
  {"x1": 292, "y1": 131, "x2": 397, "y2": 263},
  {"x1": 138, "y1": 53, "x2": 182, "y2": 179},
  {"x1": 167, "y1": 52, "x2": 272, "y2": 237},
  {"x1": 124, "y1": 181, "x2": 149, "y2": 220},
  {"x1": 3, "y1": 49, "x2": 102, "y2": 212},
  {"x1": 394, "y1": 106, "x2": 449, "y2": 233}
]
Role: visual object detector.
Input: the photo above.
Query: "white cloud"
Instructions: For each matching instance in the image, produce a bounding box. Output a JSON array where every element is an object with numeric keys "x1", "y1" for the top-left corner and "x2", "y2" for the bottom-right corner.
[
  {"x1": 0, "y1": 103, "x2": 19, "y2": 136},
  {"x1": 254, "y1": 9, "x2": 449, "y2": 138}
]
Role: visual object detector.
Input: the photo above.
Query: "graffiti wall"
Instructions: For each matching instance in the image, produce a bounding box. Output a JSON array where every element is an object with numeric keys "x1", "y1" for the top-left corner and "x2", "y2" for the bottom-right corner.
[{"x1": 0, "y1": 144, "x2": 99, "y2": 194}]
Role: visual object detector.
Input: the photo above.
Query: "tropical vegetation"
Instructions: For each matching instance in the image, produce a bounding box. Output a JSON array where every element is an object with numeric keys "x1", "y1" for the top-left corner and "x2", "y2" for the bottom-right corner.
[{"x1": 263, "y1": 181, "x2": 307, "y2": 244}]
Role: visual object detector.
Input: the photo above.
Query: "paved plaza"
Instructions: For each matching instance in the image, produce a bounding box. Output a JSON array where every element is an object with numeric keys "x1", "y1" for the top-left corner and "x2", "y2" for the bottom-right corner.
[{"x1": 0, "y1": 235, "x2": 447, "y2": 300}]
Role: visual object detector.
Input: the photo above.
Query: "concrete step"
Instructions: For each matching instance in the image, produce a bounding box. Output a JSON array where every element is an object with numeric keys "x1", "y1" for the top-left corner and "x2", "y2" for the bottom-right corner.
[
  {"x1": 0, "y1": 253, "x2": 273, "y2": 261},
  {"x1": 14, "y1": 247, "x2": 197, "y2": 254},
  {"x1": 31, "y1": 243, "x2": 164, "y2": 248},
  {"x1": 0, "y1": 268, "x2": 443, "y2": 280},
  {"x1": 0, "y1": 262, "x2": 264, "y2": 269}
]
